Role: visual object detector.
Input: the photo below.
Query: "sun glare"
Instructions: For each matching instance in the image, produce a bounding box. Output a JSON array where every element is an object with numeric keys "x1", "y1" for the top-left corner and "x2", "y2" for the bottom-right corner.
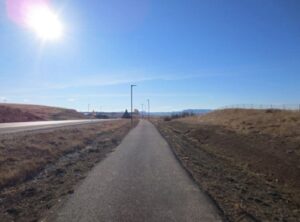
[{"x1": 25, "y1": 4, "x2": 63, "y2": 41}]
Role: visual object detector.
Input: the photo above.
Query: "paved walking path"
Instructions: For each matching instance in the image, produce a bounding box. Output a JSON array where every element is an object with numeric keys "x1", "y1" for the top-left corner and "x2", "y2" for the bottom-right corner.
[{"x1": 50, "y1": 120, "x2": 222, "y2": 222}]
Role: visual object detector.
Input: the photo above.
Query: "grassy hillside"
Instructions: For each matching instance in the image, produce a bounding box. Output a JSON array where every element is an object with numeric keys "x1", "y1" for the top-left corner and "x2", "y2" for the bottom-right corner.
[
  {"x1": 0, "y1": 103, "x2": 86, "y2": 123},
  {"x1": 153, "y1": 109, "x2": 300, "y2": 221},
  {"x1": 181, "y1": 108, "x2": 300, "y2": 141}
]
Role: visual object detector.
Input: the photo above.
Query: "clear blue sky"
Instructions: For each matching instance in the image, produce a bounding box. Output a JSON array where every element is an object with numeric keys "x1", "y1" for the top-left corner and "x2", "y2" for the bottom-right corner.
[{"x1": 0, "y1": 0, "x2": 300, "y2": 112}]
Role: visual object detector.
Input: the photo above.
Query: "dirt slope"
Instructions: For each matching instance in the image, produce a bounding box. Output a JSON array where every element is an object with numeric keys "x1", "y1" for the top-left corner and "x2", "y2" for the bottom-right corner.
[{"x1": 0, "y1": 103, "x2": 86, "y2": 123}]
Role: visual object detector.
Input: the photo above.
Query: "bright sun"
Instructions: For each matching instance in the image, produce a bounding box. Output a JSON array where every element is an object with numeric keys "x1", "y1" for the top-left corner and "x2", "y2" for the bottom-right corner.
[{"x1": 25, "y1": 4, "x2": 63, "y2": 41}]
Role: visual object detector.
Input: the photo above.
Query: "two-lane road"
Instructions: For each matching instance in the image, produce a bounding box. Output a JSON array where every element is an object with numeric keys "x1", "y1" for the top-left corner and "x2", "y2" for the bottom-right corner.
[
  {"x1": 0, "y1": 119, "x2": 115, "y2": 134},
  {"x1": 48, "y1": 120, "x2": 222, "y2": 222}
]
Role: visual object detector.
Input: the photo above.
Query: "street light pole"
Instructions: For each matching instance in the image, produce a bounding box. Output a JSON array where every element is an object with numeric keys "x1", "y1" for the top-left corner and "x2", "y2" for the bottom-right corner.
[
  {"x1": 147, "y1": 99, "x2": 150, "y2": 120},
  {"x1": 131, "y1": 84, "x2": 136, "y2": 127},
  {"x1": 141, "y1": 104, "x2": 144, "y2": 119}
]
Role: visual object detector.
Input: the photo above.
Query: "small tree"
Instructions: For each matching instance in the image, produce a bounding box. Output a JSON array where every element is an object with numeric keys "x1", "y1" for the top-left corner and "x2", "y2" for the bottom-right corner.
[{"x1": 122, "y1": 109, "x2": 131, "y2": 119}]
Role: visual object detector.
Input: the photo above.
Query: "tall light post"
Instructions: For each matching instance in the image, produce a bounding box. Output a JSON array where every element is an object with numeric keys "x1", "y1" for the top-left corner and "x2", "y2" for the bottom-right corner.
[
  {"x1": 141, "y1": 104, "x2": 144, "y2": 119},
  {"x1": 131, "y1": 84, "x2": 137, "y2": 127},
  {"x1": 147, "y1": 99, "x2": 150, "y2": 120}
]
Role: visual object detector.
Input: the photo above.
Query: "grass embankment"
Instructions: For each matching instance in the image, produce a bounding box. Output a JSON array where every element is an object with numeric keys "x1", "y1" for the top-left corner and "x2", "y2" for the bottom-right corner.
[
  {"x1": 0, "y1": 120, "x2": 136, "y2": 222},
  {"x1": 153, "y1": 109, "x2": 300, "y2": 222},
  {"x1": 0, "y1": 103, "x2": 86, "y2": 123}
]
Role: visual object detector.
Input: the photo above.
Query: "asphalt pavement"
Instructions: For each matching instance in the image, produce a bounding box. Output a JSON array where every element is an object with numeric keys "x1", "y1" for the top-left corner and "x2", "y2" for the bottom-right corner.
[
  {"x1": 48, "y1": 120, "x2": 222, "y2": 222},
  {"x1": 0, "y1": 119, "x2": 115, "y2": 134}
]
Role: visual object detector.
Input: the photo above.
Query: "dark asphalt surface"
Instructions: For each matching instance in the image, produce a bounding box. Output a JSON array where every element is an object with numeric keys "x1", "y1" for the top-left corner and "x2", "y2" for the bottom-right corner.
[
  {"x1": 0, "y1": 119, "x2": 115, "y2": 134},
  {"x1": 49, "y1": 120, "x2": 222, "y2": 222}
]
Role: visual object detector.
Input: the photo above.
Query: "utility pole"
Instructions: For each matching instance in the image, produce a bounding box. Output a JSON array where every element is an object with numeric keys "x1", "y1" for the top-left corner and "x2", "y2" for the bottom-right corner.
[
  {"x1": 147, "y1": 99, "x2": 150, "y2": 120},
  {"x1": 131, "y1": 85, "x2": 136, "y2": 127},
  {"x1": 141, "y1": 104, "x2": 144, "y2": 119}
]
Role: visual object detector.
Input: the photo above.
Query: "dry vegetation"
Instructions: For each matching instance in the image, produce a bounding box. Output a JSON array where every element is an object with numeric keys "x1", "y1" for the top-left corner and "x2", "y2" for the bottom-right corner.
[
  {"x1": 0, "y1": 120, "x2": 135, "y2": 222},
  {"x1": 182, "y1": 108, "x2": 300, "y2": 143},
  {"x1": 0, "y1": 103, "x2": 86, "y2": 123},
  {"x1": 153, "y1": 109, "x2": 300, "y2": 222},
  {"x1": 0, "y1": 120, "x2": 129, "y2": 189}
]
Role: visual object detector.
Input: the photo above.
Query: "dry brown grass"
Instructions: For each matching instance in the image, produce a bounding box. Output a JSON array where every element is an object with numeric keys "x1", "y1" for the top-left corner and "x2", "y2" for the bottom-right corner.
[
  {"x1": 0, "y1": 120, "x2": 130, "y2": 189},
  {"x1": 181, "y1": 109, "x2": 300, "y2": 141},
  {"x1": 0, "y1": 103, "x2": 86, "y2": 123},
  {"x1": 153, "y1": 109, "x2": 300, "y2": 221}
]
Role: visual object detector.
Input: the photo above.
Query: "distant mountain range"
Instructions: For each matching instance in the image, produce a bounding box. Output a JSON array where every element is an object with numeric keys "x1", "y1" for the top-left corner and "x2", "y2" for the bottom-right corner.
[{"x1": 149, "y1": 109, "x2": 212, "y2": 117}]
